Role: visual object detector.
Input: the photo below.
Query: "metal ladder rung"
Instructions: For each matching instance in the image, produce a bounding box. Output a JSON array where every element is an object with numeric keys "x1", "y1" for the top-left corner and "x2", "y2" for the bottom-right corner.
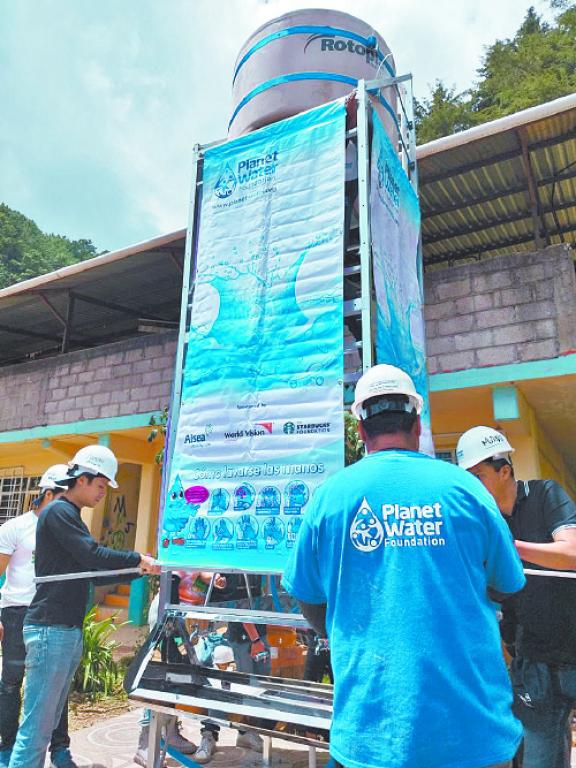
[
  {"x1": 344, "y1": 298, "x2": 362, "y2": 317},
  {"x1": 344, "y1": 341, "x2": 363, "y2": 355},
  {"x1": 343, "y1": 264, "x2": 361, "y2": 277}
]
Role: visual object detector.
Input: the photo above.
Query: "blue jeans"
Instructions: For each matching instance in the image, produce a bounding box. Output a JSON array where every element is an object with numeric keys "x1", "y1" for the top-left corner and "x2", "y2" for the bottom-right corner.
[
  {"x1": 0, "y1": 608, "x2": 70, "y2": 754},
  {"x1": 8, "y1": 624, "x2": 82, "y2": 768},
  {"x1": 512, "y1": 659, "x2": 576, "y2": 768}
]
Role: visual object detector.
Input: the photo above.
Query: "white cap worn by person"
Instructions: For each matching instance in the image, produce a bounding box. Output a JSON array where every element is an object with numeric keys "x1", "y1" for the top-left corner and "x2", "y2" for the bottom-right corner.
[
  {"x1": 38, "y1": 464, "x2": 70, "y2": 491},
  {"x1": 456, "y1": 426, "x2": 514, "y2": 470},
  {"x1": 351, "y1": 364, "x2": 423, "y2": 420},
  {"x1": 212, "y1": 644, "x2": 235, "y2": 666},
  {"x1": 57, "y1": 445, "x2": 119, "y2": 488}
]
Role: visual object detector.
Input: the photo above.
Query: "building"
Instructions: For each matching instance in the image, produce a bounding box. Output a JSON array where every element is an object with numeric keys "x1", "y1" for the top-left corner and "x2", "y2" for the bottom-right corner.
[{"x1": 0, "y1": 95, "x2": 574, "y2": 620}]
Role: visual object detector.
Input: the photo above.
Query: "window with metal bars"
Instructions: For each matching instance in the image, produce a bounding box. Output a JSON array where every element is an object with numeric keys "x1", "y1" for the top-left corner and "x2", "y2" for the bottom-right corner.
[
  {"x1": 0, "y1": 471, "x2": 41, "y2": 525},
  {"x1": 435, "y1": 450, "x2": 456, "y2": 464}
]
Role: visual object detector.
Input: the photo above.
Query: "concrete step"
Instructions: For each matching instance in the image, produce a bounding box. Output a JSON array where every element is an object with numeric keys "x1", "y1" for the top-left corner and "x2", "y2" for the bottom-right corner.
[
  {"x1": 95, "y1": 605, "x2": 128, "y2": 624},
  {"x1": 104, "y1": 593, "x2": 129, "y2": 608},
  {"x1": 117, "y1": 584, "x2": 131, "y2": 596}
]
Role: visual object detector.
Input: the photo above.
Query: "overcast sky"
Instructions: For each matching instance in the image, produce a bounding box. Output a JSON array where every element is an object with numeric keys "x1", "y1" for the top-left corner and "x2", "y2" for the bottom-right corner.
[{"x1": 0, "y1": 0, "x2": 555, "y2": 252}]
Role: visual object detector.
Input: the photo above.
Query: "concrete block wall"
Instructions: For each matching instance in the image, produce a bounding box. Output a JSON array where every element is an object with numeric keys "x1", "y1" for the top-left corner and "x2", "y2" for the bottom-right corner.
[
  {"x1": 0, "y1": 333, "x2": 177, "y2": 432},
  {"x1": 424, "y1": 245, "x2": 576, "y2": 374}
]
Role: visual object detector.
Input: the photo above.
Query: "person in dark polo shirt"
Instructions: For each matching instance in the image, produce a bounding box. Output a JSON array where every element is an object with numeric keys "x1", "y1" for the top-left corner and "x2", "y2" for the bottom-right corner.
[
  {"x1": 8, "y1": 445, "x2": 159, "y2": 768},
  {"x1": 457, "y1": 426, "x2": 576, "y2": 768}
]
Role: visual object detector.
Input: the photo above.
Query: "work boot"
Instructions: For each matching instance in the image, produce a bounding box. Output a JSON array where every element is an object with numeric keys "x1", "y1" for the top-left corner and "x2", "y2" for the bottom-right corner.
[
  {"x1": 165, "y1": 719, "x2": 196, "y2": 754},
  {"x1": 50, "y1": 748, "x2": 78, "y2": 768},
  {"x1": 133, "y1": 724, "x2": 161, "y2": 768},
  {"x1": 236, "y1": 730, "x2": 264, "y2": 752},
  {"x1": 193, "y1": 730, "x2": 217, "y2": 764}
]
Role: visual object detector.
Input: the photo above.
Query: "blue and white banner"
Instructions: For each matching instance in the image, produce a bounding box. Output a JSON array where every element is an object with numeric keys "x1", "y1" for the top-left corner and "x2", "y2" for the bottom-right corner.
[
  {"x1": 160, "y1": 100, "x2": 346, "y2": 571},
  {"x1": 370, "y1": 112, "x2": 433, "y2": 454}
]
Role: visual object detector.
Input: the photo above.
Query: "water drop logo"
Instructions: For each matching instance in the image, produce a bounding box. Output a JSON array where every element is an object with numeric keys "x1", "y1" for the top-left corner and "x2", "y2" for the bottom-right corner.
[
  {"x1": 214, "y1": 163, "x2": 237, "y2": 199},
  {"x1": 350, "y1": 497, "x2": 384, "y2": 552}
]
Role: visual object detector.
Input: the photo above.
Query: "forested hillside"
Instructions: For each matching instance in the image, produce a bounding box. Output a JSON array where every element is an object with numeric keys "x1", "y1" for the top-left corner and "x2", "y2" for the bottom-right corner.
[
  {"x1": 0, "y1": 204, "x2": 97, "y2": 289},
  {"x1": 415, "y1": 3, "x2": 576, "y2": 142}
]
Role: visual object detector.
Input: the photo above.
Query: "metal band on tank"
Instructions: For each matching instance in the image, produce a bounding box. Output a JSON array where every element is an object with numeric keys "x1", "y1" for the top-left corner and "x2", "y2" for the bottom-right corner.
[
  {"x1": 233, "y1": 25, "x2": 396, "y2": 85},
  {"x1": 228, "y1": 72, "x2": 401, "y2": 137}
]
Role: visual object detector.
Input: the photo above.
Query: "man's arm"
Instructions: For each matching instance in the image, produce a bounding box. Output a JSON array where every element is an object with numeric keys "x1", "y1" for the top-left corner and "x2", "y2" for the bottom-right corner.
[
  {"x1": 515, "y1": 527, "x2": 576, "y2": 570},
  {"x1": 487, "y1": 586, "x2": 516, "y2": 604},
  {"x1": 0, "y1": 553, "x2": 10, "y2": 577},
  {"x1": 298, "y1": 601, "x2": 327, "y2": 637},
  {"x1": 45, "y1": 505, "x2": 145, "y2": 570},
  {"x1": 0, "y1": 553, "x2": 9, "y2": 641}
]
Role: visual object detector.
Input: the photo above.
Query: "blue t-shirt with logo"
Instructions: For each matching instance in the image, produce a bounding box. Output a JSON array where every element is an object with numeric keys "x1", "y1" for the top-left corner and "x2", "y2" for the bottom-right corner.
[{"x1": 282, "y1": 450, "x2": 525, "y2": 768}]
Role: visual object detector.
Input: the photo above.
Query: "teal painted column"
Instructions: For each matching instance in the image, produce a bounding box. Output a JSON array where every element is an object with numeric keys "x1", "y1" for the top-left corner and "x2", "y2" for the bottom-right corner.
[
  {"x1": 492, "y1": 385, "x2": 520, "y2": 421},
  {"x1": 128, "y1": 576, "x2": 150, "y2": 626}
]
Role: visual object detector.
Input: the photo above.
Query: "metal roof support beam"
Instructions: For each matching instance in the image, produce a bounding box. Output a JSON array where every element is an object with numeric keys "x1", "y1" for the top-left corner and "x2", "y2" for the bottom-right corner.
[
  {"x1": 423, "y1": 197, "x2": 576, "y2": 246},
  {"x1": 420, "y1": 126, "x2": 576, "y2": 187},
  {"x1": 61, "y1": 292, "x2": 75, "y2": 354},
  {"x1": 0, "y1": 323, "x2": 61, "y2": 342},
  {"x1": 71, "y1": 291, "x2": 166, "y2": 322},
  {"x1": 518, "y1": 128, "x2": 546, "y2": 249},
  {"x1": 38, "y1": 292, "x2": 67, "y2": 327},
  {"x1": 422, "y1": 164, "x2": 576, "y2": 221},
  {"x1": 425, "y1": 220, "x2": 576, "y2": 266},
  {"x1": 167, "y1": 251, "x2": 184, "y2": 274}
]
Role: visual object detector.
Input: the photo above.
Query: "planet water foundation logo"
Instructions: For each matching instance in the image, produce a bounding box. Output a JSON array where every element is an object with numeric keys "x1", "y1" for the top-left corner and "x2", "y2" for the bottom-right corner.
[
  {"x1": 214, "y1": 150, "x2": 279, "y2": 201},
  {"x1": 214, "y1": 163, "x2": 237, "y2": 199},
  {"x1": 350, "y1": 498, "x2": 447, "y2": 552},
  {"x1": 350, "y1": 498, "x2": 384, "y2": 552}
]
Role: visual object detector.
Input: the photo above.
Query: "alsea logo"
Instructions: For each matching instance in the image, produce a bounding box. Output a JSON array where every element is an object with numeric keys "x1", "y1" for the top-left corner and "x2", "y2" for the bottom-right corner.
[{"x1": 214, "y1": 163, "x2": 238, "y2": 199}]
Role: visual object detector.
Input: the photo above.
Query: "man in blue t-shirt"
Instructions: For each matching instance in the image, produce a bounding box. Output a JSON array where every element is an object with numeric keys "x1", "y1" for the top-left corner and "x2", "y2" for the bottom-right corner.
[{"x1": 282, "y1": 364, "x2": 526, "y2": 768}]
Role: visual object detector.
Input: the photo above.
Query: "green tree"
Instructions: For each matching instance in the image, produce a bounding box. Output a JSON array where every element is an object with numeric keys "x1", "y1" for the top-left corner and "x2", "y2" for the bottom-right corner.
[
  {"x1": 0, "y1": 204, "x2": 97, "y2": 289},
  {"x1": 415, "y1": 4, "x2": 576, "y2": 143},
  {"x1": 415, "y1": 81, "x2": 475, "y2": 144},
  {"x1": 472, "y1": 5, "x2": 576, "y2": 119}
]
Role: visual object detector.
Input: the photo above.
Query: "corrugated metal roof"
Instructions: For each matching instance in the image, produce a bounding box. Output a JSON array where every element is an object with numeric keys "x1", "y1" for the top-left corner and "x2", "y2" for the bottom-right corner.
[
  {"x1": 417, "y1": 94, "x2": 576, "y2": 268},
  {"x1": 0, "y1": 231, "x2": 186, "y2": 365}
]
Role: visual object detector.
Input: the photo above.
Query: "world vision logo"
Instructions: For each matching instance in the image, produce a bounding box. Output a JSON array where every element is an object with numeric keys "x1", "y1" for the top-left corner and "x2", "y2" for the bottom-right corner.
[{"x1": 303, "y1": 34, "x2": 380, "y2": 69}]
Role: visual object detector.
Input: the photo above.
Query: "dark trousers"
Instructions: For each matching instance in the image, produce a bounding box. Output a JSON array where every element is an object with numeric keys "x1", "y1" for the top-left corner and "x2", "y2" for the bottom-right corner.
[
  {"x1": 0, "y1": 606, "x2": 70, "y2": 753},
  {"x1": 304, "y1": 631, "x2": 333, "y2": 684}
]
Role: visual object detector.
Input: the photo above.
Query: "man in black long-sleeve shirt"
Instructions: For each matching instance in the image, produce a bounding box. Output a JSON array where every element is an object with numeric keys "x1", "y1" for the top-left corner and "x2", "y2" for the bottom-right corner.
[{"x1": 8, "y1": 445, "x2": 158, "y2": 768}]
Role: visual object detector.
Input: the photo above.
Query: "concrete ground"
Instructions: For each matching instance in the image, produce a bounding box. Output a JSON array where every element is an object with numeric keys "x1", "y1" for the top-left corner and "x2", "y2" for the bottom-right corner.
[
  {"x1": 67, "y1": 707, "x2": 329, "y2": 768},
  {"x1": 66, "y1": 706, "x2": 576, "y2": 768}
]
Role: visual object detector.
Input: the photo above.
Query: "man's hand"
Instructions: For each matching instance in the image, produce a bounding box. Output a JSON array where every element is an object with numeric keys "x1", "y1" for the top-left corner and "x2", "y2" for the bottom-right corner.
[
  {"x1": 250, "y1": 638, "x2": 269, "y2": 662},
  {"x1": 214, "y1": 573, "x2": 227, "y2": 590},
  {"x1": 0, "y1": 621, "x2": 4, "y2": 642},
  {"x1": 139, "y1": 554, "x2": 161, "y2": 574}
]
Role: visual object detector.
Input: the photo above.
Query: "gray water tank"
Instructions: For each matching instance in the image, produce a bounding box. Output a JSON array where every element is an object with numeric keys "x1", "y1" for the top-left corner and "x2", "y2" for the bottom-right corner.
[{"x1": 229, "y1": 9, "x2": 398, "y2": 146}]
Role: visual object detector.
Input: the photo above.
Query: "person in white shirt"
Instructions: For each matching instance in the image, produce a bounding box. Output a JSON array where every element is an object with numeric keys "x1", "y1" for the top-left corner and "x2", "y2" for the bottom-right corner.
[{"x1": 0, "y1": 465, "x2": 77, "y2": 768}]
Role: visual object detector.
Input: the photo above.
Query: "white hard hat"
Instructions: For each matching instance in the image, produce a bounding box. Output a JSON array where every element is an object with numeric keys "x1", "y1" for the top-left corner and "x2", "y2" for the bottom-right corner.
[
  {"x1": 212, "y1": 644, "x2": 235, "y2": 666},
  {"x1": 67, "y1": 445, "x2": 119, "y2": 488},
  {"x1": 38, "y1": 464, "x2": 70, "y2": 491},
  {"x1": 352, "y1": 364, "x2": 423, "y2": 420},
  {"x1": 456, "y1": 426, "x2": 514, "y2": 470}
]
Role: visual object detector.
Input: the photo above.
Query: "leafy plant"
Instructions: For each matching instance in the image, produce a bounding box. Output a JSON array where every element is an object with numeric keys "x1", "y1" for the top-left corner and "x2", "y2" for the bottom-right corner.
[
  {"x1": 74, "y1": 607, "x2": 122, "y2": 698},
  {"x1": 345, "y1": 412, "x2": 364, "y2": 466},
  {"x1": 148, "y1": 407, "x2": 169, "y2": 466}
]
